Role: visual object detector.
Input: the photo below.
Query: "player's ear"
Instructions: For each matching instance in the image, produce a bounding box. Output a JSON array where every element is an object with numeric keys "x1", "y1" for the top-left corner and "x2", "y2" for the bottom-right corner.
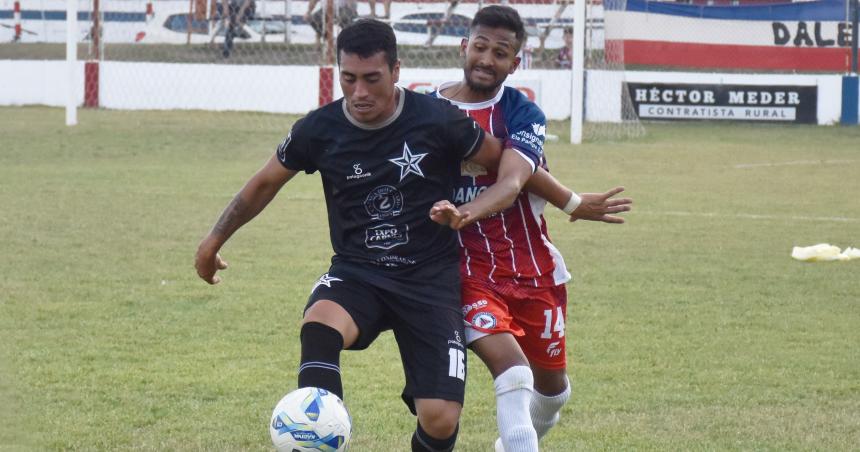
[
  {"x1": 459, "y1": 38, "x2": 468, "y2": 57},
  {"x1": 391, "y1": 59, "x2": 401, "y2": 84},
  {"x1": 510, "y1": 56, "x2": 521, "y2": 74}
]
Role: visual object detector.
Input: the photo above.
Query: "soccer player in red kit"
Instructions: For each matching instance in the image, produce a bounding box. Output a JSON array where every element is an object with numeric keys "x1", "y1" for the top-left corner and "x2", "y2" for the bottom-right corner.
[{"x1": 430, "y1": 6, "x2": 632, "y2": 451}]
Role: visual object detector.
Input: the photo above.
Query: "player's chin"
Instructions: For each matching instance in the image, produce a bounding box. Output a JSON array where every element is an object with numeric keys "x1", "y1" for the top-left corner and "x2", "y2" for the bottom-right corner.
[{"x1": 466, "y1": 75, "x2": 501, "y2": 93}]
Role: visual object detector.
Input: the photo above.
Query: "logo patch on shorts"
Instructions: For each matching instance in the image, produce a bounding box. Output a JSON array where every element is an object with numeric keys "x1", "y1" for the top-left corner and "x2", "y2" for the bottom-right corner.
[
  {"x1": 472, "y1": 312, "x2": 497, "y2": 329},
  {"x1": 447, "y1": 329, "x2": 464, "y2": 349},
  {"x1": 311, "y1": 273, "x2": 342, "y2": 293},
  {"x1": 462, "y1": 299, "x2": 488, "y2": 316},
  {"x1": 547, "y1": 341, "x2": 562, "y2": 358}
]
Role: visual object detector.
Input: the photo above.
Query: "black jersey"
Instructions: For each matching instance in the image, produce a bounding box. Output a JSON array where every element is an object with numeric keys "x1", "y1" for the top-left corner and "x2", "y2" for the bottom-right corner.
[{"x1": 277, "y1": 88, "x2": 486, "y2": 270}]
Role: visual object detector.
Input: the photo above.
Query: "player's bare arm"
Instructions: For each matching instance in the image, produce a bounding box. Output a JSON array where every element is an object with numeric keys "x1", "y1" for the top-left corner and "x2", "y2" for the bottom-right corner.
[
  {"x1": 466, "y1": 133, "x2": 503, "y2": 170},
  {"x1": 524, "y1": 170, "x2": 633, "y2": 224},
  {"x1": 195, "y1": 155, "x2": 298, "y2": 284},
  {"x1": 428, "y1": 133, "x2": 506, "y2": 228},
  {"x1": 450, "y1": 148, "x2": 533, "y2": 229},
  {"x1": 429, "y1": 134, "x2": 531, "y2": 229}
]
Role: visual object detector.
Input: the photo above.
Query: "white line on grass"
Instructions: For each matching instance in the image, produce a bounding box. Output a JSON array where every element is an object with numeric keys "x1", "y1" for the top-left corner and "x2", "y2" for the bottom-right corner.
[
  {"x1": 643, "y1": 211, "x2": 860, "y2": 223},
  {"x1": 734, "y1": 159, "x2": 855, "y2": 169}
]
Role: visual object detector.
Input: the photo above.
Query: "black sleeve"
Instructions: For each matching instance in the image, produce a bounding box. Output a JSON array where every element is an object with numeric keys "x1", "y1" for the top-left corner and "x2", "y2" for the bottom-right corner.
[
  {"x1": 275, "y1": 117, "x2": 317, "y2": 174},
  {"x1": 439, "y1": 101, "x2": 486, "y2": 161}
]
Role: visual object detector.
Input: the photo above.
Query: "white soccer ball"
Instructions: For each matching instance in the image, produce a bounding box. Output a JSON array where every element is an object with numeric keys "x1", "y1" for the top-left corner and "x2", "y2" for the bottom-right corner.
[{"x1": 269, "y1": 387, "x2": 352, "y2": 452}]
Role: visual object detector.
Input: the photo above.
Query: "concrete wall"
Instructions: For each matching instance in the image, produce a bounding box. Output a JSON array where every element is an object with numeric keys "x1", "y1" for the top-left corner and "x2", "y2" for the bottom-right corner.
[
  {"x1": 0, "y1": 60, "x2": 82, "y2": 107},
  {"x1": 0, "y1": 59, "x2": 845, "y2": 124}
]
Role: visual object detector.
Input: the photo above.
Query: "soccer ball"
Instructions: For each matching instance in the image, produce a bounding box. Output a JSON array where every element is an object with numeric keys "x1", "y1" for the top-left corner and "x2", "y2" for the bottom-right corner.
[{"x1": 269, "y1": 387, "x2": 352, "y2": 452}]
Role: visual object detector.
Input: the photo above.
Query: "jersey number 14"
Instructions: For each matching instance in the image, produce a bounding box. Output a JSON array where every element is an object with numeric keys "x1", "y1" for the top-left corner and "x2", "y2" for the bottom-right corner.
[{"x1": 540, "y1": 307, "x2": 565, "y2": 339}]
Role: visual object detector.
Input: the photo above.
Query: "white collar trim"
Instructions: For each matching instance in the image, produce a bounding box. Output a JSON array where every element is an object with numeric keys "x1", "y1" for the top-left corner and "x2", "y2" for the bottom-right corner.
[
  {"x1": 342, "y1": 86, "x2": 405, "y2": 130},
  {"x1": 435, "y1": 81, "x2": 504, "y2": 110}
]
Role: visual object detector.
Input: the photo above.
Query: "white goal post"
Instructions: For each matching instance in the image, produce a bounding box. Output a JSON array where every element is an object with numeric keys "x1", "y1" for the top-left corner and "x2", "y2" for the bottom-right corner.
[
  {"x1": 570, "y1": 0, "x2": 584, "y2": 144},
  {"x1": 66, "y1": 0, "x2": 77, "y2": 126}
]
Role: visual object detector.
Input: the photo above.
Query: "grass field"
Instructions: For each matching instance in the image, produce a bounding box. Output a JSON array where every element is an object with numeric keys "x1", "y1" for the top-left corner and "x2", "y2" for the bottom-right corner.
[{"x1": 1, "y1": 106, "x2": 859, "y2": 451}]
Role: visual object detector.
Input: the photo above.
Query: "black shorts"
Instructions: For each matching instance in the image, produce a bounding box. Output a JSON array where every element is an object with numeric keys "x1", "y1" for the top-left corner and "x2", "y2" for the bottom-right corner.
[{"x1": 305, "y1": 261, "x2": 467, "y2": 413}]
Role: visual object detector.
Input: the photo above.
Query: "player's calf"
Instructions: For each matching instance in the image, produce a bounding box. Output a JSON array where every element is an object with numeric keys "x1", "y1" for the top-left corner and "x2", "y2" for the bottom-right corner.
[
  {"x1": 297, "y1": 321, "x2": 344, "y2": 399},
  {"x1": 531, "y1": 375, "x2": 571, "y2": 439},
  {"x1": 495, "y1": 365, "x2": 539, "y2": 451},
  {"x1": 411, "y1": 421, "x2": 458, "y2": 452},
  {"x1": 412, "y1": 399, "x2": 462, "y2": 451}
]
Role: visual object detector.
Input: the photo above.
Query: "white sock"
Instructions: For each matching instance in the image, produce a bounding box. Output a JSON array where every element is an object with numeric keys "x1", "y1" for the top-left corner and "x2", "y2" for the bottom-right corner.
[
  {"x1": 494, "y1": 366, "x2": 539, "y2": 452},
  {"x1": 530, "y1": 376, "x2": 571, "y2": 439}
]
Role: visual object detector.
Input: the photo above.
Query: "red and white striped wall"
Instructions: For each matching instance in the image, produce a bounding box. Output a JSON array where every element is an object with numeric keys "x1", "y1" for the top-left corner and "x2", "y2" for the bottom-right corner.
[
  {"x1": 604, "y1": 0, "x2": 851, "y2": 72},
  {"x1": 12, "y1": 1, "x2": 22, "y2": 42},
  {"x1": 604, "y1": 10, "x2": 850, "y2": 72}
]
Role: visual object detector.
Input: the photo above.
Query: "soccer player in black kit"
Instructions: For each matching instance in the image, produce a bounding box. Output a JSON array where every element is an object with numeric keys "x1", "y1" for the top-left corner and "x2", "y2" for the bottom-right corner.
[{"x1": 195, "y1": 19, "x2": 534, "y2": 451}]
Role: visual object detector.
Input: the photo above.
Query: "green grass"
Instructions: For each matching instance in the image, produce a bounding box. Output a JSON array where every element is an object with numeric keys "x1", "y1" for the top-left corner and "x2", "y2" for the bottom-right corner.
[{"x1": 1, "y1": 106, "x2": 859, "y2": 450}]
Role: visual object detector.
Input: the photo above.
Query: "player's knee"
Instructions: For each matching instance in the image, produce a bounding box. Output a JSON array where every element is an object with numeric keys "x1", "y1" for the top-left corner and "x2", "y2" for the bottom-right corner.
[
  {"x1": 415, "y1": 399, "x2": 462, "y2": 438},
  {"x1": 470, "y1": 333, "x2": 529, "y2": 377},
  {"x1": 302, "y1": 300, "x2": 359, "y2": 348},
  {"x1": 419, "y1": 416, "x2": 459, "y2": 441},
  {"x1": 533, "y1": 368, "x2": 568, "y2": 395},
  {"x1": 494, "y1": 365, "x2": 534, "y2": 396}
]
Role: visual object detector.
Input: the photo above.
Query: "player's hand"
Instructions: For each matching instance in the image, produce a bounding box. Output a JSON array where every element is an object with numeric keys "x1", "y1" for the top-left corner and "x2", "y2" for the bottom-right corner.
[
  {"x1": 195, "y1": 239, "x2": 229, "y2": 285},
  {"x1": 569, "y1": 186, "x2": 632, "y2": 224},
  {"x1": 430, "y1": 200, "x2": 469, "y2": 230}
]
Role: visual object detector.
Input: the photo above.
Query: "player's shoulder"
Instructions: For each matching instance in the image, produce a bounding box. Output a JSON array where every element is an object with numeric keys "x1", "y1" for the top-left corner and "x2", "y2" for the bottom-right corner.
[
  {"x1": 501, "y1": 86, "x2": 545, "y2": 122},
  {"x1": 501, "y1": 85, "x2": 530, "y2": 102},
  {"x1": 291, "y1": 99, "x2": 344, "y2": 136},
  {"x1": 409, "y1": 88, "x2": 460, "y2": 114},
  {"x1": 310, "y1": 99, "x2": 345, "y2": 122}
]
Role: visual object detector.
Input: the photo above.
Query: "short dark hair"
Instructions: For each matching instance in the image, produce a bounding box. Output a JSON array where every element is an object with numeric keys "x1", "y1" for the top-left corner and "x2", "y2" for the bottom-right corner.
[
  {"x1": 336, "y1": 19, "x2": 398, "y2": 69},
  {"x1": 470, "y1": 5, "x2": 527, "y2": 51}
]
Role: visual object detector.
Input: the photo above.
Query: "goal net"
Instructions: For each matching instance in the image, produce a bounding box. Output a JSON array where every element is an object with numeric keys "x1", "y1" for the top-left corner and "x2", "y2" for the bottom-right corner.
[{"x1": 582, "y1": 0, "x2": 645, "y2": 141}]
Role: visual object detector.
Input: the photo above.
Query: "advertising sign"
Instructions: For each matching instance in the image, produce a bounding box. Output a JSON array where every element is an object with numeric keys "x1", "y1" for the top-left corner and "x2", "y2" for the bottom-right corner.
[{"x1": 626, "y1": 83, "x2": 818, "y2": 123}]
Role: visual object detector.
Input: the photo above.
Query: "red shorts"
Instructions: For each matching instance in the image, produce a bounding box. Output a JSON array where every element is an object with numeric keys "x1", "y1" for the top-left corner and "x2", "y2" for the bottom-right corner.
[{"x1": 461, "y1": 276, "x2": 568, "y2": 370}]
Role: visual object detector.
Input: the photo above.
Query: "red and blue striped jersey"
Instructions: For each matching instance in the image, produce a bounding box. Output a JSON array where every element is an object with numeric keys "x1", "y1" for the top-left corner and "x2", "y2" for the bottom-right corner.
[{"x1": 434, "y1": 83, "x2": 571, "y2": 287}]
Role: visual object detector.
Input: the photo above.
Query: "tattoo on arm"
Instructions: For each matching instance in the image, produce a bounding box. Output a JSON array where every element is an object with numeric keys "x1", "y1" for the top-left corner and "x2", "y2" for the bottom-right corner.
[{"x1": 212, "y1": 194, "x2": 251, "y2": 238}]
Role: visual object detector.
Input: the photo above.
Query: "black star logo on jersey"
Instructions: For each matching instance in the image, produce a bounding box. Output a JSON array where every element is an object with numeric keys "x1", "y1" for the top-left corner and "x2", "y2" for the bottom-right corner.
[{"x1": 388, "y1": 142, "x2": 428, "y2": 181}]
